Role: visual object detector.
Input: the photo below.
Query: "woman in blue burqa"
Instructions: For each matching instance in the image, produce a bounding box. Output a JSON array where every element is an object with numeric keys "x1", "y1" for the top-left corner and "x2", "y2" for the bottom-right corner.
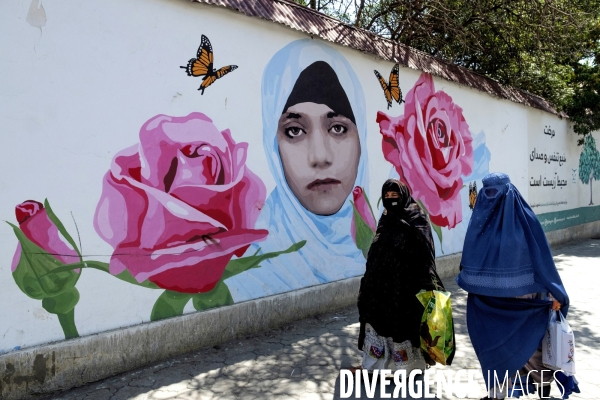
[
  {"x1": 226, "y1": 39, "x2": 369, "y2": 301},
  {"x1": 457, "y1": 172, "x2": 576, "y2": 400}
]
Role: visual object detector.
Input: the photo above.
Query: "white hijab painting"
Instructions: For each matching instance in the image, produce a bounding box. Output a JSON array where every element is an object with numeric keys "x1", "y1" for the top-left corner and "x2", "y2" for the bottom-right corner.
[{"x1": 226, "y1": 39, "x2": 369, "y2": 301}]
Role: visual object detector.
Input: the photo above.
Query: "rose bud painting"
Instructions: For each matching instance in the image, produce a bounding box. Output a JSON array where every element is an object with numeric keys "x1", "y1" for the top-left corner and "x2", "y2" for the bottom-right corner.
[
  {"x1": 10, "y1": 200, "x2": 82, "y2": 338},
  {"x1": 12, "y1": 200, "x2": 80, "y2": 269},
  {"x1": 351, "y1": 186, "x2": 377, "y2": 258}
]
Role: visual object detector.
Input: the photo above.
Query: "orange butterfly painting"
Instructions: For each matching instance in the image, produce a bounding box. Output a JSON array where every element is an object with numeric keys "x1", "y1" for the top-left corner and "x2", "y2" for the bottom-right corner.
[
  {"x1": 374, "y1": 63, "x2": 403, "y2": 109},
  {"x1": 180, "y1": 35, "x2": 238, "y2": 94},
  {"x1": 468, "y1": 182, "x2": 478, "y2": 210}
]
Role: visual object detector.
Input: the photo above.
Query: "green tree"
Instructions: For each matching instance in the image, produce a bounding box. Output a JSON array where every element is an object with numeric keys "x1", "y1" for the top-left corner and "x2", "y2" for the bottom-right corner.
[
  {"x1": 295, "y1": 0, "x2": 600, "y2": 141},
  {"x1": 579, "y1": 135, "x2": 600, "y2": 205},
  {"x1": 566, "y1": 36, "x2": 600, "y2": 144}
]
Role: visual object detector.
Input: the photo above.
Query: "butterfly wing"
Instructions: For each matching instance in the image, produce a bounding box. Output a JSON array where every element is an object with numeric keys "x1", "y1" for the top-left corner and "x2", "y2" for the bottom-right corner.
[
  {"x1": 181, "y1": 58, "x2": 196, "y2": 76},
  {"x1": 198, "y1": 75, "x2": 217, "y2": 94},
  {"x1": 215, "y1": 65, "x2": 238, "y2": 78},
  {"x1": 184, "y1": 35, "x2": 237, "y2": 94},
  {"x1": 374, "y1": 70, "x2": 392, "y2": 109},
  {"x1": 469, "y1": 192, "x2": 476, "y2": 210},
  {"x1": 182, "y1": 35, "x2": 214, "y2": 77},
  {"x1": 197, "y1": 65, "x2": 238, "y2": 94},
  {"x1": 197, "y1": 34, "x2": 214, "y2": 63},
  {"x1": 468, "y1": 183, "x2": 477, "y2": 210},
  {"x1": 388, "y1": 63, "x2": 403, "y2": 104}
]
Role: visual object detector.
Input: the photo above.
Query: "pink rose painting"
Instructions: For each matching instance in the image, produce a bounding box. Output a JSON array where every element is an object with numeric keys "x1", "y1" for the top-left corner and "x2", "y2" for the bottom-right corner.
[
  {"x1": 8, "y1": 112, "x2": 304, "y2": 327},
  {"x1": 94, "y1": 113, "x2": 269, "y2": 293},
  {"x1": 377, "y1": 73, "x2": 474, "y2": 229}
]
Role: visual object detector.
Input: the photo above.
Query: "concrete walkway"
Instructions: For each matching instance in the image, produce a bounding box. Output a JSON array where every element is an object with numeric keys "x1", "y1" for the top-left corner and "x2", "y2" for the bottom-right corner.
[{"x1": 42, "y1": 239, "x2": 600, "y2": 400}]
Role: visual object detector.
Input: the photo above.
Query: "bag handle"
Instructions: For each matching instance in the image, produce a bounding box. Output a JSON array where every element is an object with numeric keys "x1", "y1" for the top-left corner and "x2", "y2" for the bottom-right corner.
[{"x1": 549, "y1": 308, "x2": 559, "y2": 322}]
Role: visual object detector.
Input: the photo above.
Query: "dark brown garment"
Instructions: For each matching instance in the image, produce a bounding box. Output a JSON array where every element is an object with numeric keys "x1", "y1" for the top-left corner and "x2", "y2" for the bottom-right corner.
[{"x1": 357, "y1": 179, "x2": 444, "y2": 351}]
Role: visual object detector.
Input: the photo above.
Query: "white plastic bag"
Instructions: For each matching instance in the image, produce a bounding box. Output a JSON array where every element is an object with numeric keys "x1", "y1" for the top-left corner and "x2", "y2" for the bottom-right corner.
[{"x1": 542, "y1": 309, "x2": 576, "y2": 375}]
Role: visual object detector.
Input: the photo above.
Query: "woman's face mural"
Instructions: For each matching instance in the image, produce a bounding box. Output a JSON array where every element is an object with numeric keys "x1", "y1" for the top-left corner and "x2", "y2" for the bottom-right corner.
[
  {"x1": 276, "y1": 61, "x2": 361, "y2": 215},
  {"x1": 277, "y1": 102, "x2": 360, "y2": 215}
]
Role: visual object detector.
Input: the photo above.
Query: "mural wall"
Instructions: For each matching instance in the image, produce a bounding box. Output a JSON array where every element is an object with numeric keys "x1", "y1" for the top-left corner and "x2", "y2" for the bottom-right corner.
[{"x1": 1, "y1": 0, "x2": 599, "y2": 353}]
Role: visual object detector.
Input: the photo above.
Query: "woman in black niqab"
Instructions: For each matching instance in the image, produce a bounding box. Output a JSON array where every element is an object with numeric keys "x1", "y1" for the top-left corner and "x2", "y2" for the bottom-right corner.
[{"x1": 356, "y1": 179, "x2": 444, "y2": 373}]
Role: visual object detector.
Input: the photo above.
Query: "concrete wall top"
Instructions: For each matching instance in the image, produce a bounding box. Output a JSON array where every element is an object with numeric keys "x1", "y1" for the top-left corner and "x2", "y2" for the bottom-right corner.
[{"x1": 195, "y1": 0, "x2": 565, "y2": 117}]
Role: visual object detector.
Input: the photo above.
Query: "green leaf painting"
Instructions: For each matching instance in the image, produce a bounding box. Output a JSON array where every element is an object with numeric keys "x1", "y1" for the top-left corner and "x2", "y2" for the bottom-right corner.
[
  {"x1": 10, "y1": 222, "x2": 81, "y2": 339},
  {"x1": 192, "y1": 281, "x2": 234, "y2": 311},
  {"x1": 43, "y1": 260, "x2": 161, "y2": 290},
  {"x1": 150, "y1": 291, "x2": 193, "y2": 321},
  {"x1": 149, "y1": 241, "x2": 306, "y2": 321},
  {"x1": 10, "y1": 223, "x2": 79, "y2": 300},
  {"x1": 430, "y1": 222, "x2": 443, "y2": 253},
  {"x1": 221, "y1": 240, "x2": 306, "y2": 280},
  {"x1": 43, "y1": 199, "x2": 82, "y2": 261},
  {"x1": 42, "y1": 288, "x2": 81, "y2": 339},
  {"x1": 351, "y1": 202, "x2": 376, "y2": 259},
  {"x1": 417, "y1": 200, "x2": 444, "y2": 253}
]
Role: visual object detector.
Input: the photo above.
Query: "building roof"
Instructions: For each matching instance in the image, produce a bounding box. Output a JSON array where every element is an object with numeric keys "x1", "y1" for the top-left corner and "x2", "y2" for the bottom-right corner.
[{"x1": 194, "y1": 0, "x2": 565, "y2": 117}]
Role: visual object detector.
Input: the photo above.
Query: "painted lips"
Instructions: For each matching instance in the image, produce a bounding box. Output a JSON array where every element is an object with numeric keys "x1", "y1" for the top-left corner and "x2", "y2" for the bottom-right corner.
[{"x1": 307, "y1": 178, "x2": 342, "y2": 191}]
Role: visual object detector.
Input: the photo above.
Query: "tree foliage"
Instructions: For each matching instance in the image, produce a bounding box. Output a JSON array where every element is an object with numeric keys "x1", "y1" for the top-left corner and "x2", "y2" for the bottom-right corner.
[
  {"x1": 566, "y1": 33, "x2": 600, "y2": 144},
  {"x1": 295, "y1": 0, "x2": 600, "y2": 141}
]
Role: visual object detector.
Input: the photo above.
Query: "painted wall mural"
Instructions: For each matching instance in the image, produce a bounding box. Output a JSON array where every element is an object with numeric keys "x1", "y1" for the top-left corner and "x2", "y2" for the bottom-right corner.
[
  {"x1": 374, "y1": 63, "x2": 403, "y2": 109},
  {"x1": 2, "y1": 1, "x2": 599, "y2": 353},
  {"x1": 5, "y1": 38, "x2": 492, "y2": 338},
  {"x1": 350, "y1": 186, "x2": 377, "y2": 259},
  {"x1": 378, "y1": 73, "x2": 475, "y2": 230},
  {"x1": 225, "y1": 40, "x2": 371, "y2": 302},
  {"x1": 376, "y1": 73, "x2": 490, "y2": 252},
  {"x1": 468, "y1": 182, "x2": 478, "y2": 210},
  {"x1": 8, "y1": 112, "x2": 305, "y2": 338},
  {"x1": 10, "y1": 200, "x2": 82, "y2": 339},
  {"x1": 528, "y1": 123, "x2": 570, "y2": 213},
  {"x1": 180, "y1": 35, "x2": 238, "y2": 94},
  {"x1": 579, "y1": 134, "x2": 600, "y2": 205}
]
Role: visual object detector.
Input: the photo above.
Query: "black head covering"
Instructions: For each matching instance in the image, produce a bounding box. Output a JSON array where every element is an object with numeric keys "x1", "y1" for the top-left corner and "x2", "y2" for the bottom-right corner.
[
  {"x1": 380, "y1": 179, "x2": 423, "y2": 223},
  {"x1": 282, "y1": 61, "x2": 356, "y2": 125},
  {"x1": 357, "y1": 179, "x2": 448, "y2": 359},
  {"x1": 381, "y1": 179, "x2": 410, "y2": 215}
]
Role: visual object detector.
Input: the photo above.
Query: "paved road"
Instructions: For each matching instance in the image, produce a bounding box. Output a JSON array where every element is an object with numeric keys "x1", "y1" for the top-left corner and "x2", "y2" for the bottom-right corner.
[{"x1": 43, "y1": 239, "x2": 600, "y2": 400}]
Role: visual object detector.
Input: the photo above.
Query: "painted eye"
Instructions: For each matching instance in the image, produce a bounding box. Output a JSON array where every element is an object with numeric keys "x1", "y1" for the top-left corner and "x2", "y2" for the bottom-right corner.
[
  {"x1": 329, "y1": 124, "x2": 348, "y2": 135},
  {"x1": 284, "y1": 126, "x2": 305, "y2": 138}
]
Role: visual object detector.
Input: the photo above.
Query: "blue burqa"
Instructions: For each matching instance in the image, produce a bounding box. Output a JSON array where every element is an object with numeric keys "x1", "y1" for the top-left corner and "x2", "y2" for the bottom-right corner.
[{"x1": 456, "y1": 172, "x2": 569, "y2": 386}]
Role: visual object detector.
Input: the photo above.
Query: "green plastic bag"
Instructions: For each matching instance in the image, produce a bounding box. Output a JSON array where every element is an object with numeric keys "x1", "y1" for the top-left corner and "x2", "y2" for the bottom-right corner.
[{"x1": 416, "y1": 289, "x2": 456, "y2": 365}]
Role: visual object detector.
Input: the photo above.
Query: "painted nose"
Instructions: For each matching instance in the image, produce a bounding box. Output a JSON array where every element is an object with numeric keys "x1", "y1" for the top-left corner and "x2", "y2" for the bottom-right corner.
[{"x1": 307, "y1": 128, "x2": 332, "y2": 168}]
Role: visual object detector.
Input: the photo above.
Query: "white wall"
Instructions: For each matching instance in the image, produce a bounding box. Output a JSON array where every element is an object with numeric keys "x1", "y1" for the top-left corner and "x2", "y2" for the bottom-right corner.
[{"x1": 1, "y1": 0, "x2": 598, "y2": 353}]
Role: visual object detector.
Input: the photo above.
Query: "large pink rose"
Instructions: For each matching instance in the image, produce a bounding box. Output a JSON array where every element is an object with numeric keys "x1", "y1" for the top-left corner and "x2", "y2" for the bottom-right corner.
[
  {"x1": 11, "y1": 200, "x2": 80, "y2": 272},
  {"x1": 94, "y1": 113, "x2": 268, "y2": 293},
  {"x1": 377, "y1": 73, "x2": 474, "y2": 228}
]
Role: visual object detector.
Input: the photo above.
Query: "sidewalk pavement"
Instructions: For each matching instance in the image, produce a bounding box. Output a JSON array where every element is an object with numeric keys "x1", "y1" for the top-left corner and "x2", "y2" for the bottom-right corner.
[{"x1": 42, "y1": 239, "x2": 600, "y2": 400}]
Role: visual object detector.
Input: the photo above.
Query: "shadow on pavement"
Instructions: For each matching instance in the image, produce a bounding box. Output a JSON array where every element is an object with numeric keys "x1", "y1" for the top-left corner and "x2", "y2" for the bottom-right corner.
[
  {"x1": 552, "y1": 241, "x2": 600, "y2": 352},
  {"x1": 43, "y1": 240, "x2": 598, "y2": 399},
  {"x1": 45, "y1": 310, "x2": 363, "y2": 400}
]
